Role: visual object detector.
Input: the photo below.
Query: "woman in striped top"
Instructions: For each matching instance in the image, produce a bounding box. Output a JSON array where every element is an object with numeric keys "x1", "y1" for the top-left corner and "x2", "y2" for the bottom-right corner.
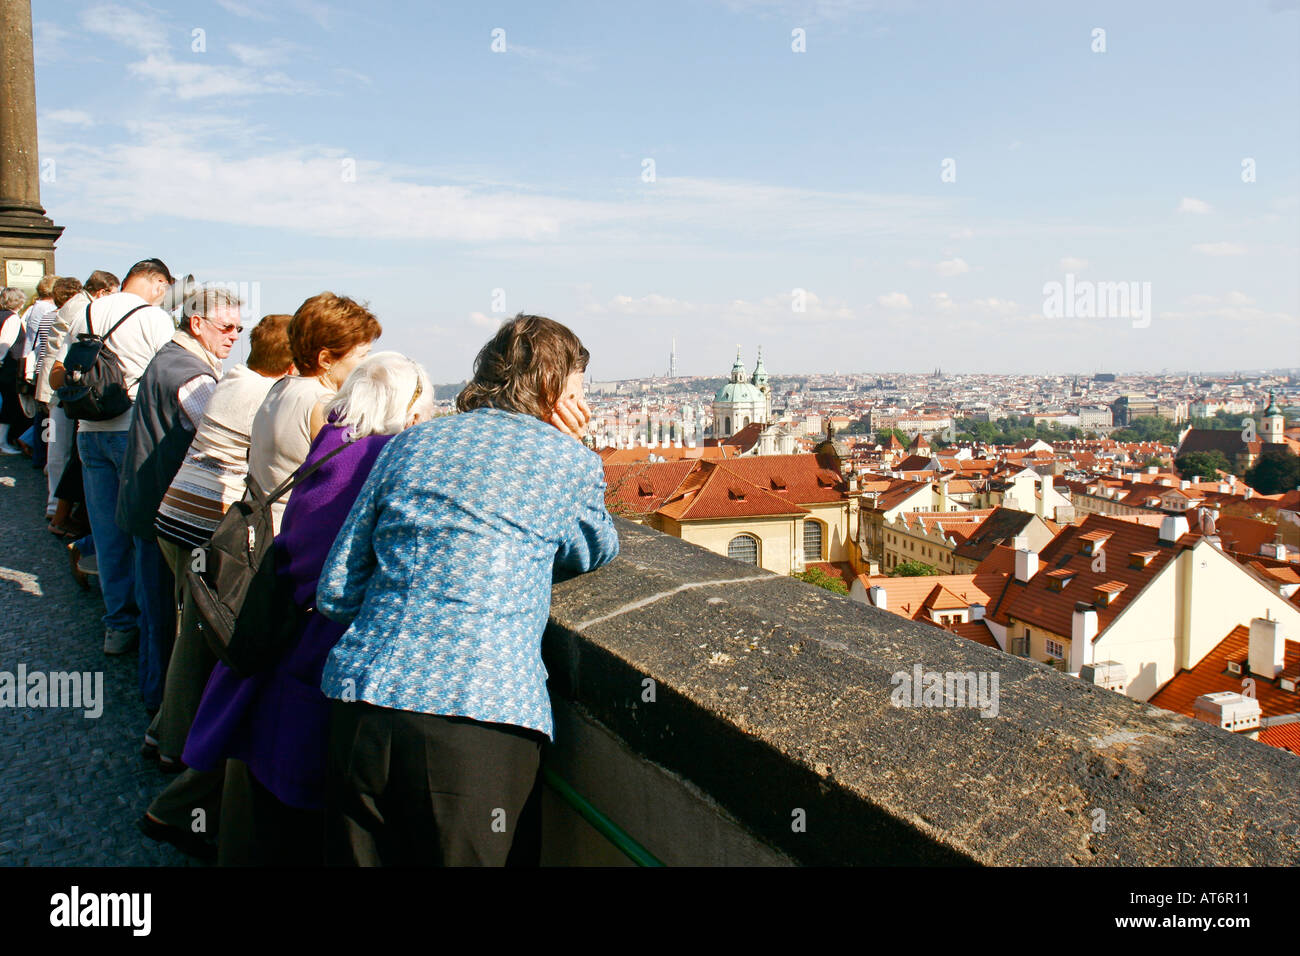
[{"x1": 147, "y1": 314, "x2": 294, "y2": 773}]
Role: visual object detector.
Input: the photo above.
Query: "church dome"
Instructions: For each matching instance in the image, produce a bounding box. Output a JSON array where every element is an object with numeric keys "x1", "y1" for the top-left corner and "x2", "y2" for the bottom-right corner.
[
  {"x1": 1265, "y1": 391, "x2": 1282, "y2": 417},
  {"x1": 715, "y1": 381, "x2": 765, "y2": 404}
]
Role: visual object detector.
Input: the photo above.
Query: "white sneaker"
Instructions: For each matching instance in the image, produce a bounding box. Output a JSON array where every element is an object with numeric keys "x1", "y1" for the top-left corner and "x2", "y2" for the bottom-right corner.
[
  {"x1": 104, "y1": 628, "x2": 139, "y2": 656},
  {"x1": 0, "y1": 443, "x2": 21, "y2": 455}
]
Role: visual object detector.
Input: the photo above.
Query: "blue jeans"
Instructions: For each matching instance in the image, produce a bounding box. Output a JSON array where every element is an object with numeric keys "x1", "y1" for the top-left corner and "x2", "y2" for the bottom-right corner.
[
  {"x1": 78, "y1": 430, "x2": 138, "y2": 633},
  {"x1": 135, "y1": 535, "x2": 176, "y2": 712}
]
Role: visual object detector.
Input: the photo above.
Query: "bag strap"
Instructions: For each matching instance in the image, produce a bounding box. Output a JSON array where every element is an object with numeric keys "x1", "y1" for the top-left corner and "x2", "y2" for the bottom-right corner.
[
  {"x1": 264, "y1": 439, "x2": 353, "y2": 508},
  {"x1": 98, "y1": 304, "x2": 150, "y2": 345}
]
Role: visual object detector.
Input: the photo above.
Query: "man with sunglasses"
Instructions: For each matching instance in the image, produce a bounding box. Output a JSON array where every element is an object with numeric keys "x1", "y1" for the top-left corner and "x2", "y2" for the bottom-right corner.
[{"x1": 116, "y1": 285, "x2": 244, "y2": 723}]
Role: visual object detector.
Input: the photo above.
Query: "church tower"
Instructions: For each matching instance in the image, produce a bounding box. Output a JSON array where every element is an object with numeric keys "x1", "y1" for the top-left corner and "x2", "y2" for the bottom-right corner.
[
  {"x1": 712, "y1": 346, "x2": 766, "y2": 438},
  {"x1": 752, "y1": 346, "x2": 771, "y2": 423},
  {"x1": 1262, "y1": 392, "x2": 1285, "y2": 445}
]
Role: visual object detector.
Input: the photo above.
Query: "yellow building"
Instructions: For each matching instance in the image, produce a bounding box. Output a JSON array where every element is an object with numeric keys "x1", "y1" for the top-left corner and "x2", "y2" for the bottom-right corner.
[{"x1": 604, "y1": 452, "x2": 857, "y2": 578}]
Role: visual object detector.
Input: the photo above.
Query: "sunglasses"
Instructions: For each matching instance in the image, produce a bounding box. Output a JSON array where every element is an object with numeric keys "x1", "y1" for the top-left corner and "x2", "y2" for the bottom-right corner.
[{"x1": 201, "y1": 316, "x2": 244, "y2": 335}]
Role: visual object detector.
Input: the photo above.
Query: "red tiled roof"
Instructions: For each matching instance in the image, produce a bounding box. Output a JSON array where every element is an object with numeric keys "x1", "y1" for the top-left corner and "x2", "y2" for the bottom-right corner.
[
  {"x1": 950, "y1": 620, "x2": 1000, "y2": 647},
  {"x1": 1258, "y1": 723, "x2": 1300, "y2": 755},
  {"x1": 657, "y1": 462, "x2": 810, "y2": 521},
  {"x1": 1000, "y1": 514, "x2": 1192, "y2": 638},
  {"x1": 1215, "y1": 515, "x2": 1281, "y2": 558},
  {"x1": 603, "y1": 460, "x2": 697, "y2": 517},
  {"x1": 1150, "y1": 624, "x2": 1300, "y2": 725},
  {"x1": 600, "y1": 445, "x2": 735, "y2": 463},
  {"x1": 974, "y1": 544, "x2": 1018, "y2": 576}
]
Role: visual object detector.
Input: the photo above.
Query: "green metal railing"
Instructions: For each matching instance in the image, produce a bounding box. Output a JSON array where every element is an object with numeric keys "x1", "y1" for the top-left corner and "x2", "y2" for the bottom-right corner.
[{"x1": 543, "y1": 767, "x2": 664, "y2": 867}]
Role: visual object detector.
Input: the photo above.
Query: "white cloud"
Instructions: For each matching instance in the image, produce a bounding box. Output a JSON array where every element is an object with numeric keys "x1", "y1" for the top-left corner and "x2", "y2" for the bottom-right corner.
[
  {"x1": 1178, "y1": 197, "x2": 1212, "y2": 214},
  {"x1": 936, "y1": 257, "x2": 970, "y2": 277},
  {"x1": 215, "y1": 0, "x2": 274, "y2": 19},
  {"x1": 229, "y1": 40, "x2": 303, "y2": 68},
  {"x1": 126, "y1": 53, "x2": 316, "y2": 99},
  {"x1": 1059, "y1": 257, "x2": 1088, "y2": 271},
  {"x1": 878, "y1": 292, "x2": 912, "y2": 309},
  {"x1": 43, "y1": 109, "x2": 96, "y2": 127},
  {"x1": 32, "y1": 21, "x2": 70, "y2": 66},
  {"x1": 469, "y1": 312, "x2": 502, "y2": 329},
  {"x1": 80, "y1": 4, "x2": 168, "y2": 54},
  {"x1": 593, "y1": 289, "x2": 856, "y2": 327},
  {"x1": 80, "y1": 6, "x2": 314, "y2": 100},
  {"x1": 1192, "y1": 242, "x2": 1246, "y2": 256}
]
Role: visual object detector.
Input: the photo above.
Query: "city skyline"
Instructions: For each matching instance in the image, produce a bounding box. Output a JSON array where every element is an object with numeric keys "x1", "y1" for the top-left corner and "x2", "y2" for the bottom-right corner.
[{"x1": 30, "y1": 0, "x2": 1300, "y2": 382}]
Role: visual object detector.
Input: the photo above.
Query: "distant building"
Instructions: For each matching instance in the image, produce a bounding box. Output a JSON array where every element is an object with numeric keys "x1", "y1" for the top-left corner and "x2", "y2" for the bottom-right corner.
[{"x1": 712, "y1": 347, "x2": 770, "y2": 438}]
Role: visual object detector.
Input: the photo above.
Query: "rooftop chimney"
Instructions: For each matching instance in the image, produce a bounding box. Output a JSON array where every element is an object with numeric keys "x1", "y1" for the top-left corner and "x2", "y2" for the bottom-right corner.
[
  {"x1": 1193, "y1": 691, "x2": 1261, "y2": 732},
  {"x1": 1015, "y1": 548, "x2": 1039, "y2": 583},
  {"x1": 1069, "y1": 603, "x2": 1099, "y2": 673},
  {"x1": 1158, "y1": 514, "x2": 1189, "y2": 544},
  {"x1": 868, "y1": 585, "x2": 887, "y2": 610},
  {"x1": 1248, "y1": 617, "x2": 1284, "y2": 679},
  {"x1": 969, "y1": 603, "x2": 985, "y2": 621}
]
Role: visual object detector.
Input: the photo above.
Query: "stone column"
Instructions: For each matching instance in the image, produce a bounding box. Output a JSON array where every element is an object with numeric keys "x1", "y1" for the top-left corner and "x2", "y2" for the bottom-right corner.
[{"x1": 0, "y1": 0, "x2": 63, "y2": 288}]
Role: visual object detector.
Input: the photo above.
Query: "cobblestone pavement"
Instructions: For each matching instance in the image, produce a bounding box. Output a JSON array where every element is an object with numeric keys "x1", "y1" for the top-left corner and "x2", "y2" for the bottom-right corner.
[{"x1": 0, "y1": 452, "x2": 197, "y2": 866}]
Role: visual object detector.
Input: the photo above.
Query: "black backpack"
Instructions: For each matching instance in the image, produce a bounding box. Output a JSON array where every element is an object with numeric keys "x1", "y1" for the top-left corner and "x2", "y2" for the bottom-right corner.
[
  {"x1": 186, "y1": 441, "x2": 349, "y2": 678},
  {"x1": 56, "y1": 302, "x2": 149, "y2": 421}
]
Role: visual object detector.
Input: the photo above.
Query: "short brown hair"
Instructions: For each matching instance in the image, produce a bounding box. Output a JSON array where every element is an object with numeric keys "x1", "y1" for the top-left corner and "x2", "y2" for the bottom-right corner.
[
  {"x1": 36, "y1": 276, "x2": 56, "y2": 298},
  {"x1": 288, "y1": 292, "x2": 381, "y2": 376},
  {"x1": 52, "y1": 276, "x2": 83, "y2": 308},
  {"x1": 83, "y1": 270, "x2": 119, "y2": 295},
  {"x1": 457, "y1": 314, "x2": 590, "y2": 420},
  {"x1": 247, "y1": 314, "x2": 294, "y2": 374}
]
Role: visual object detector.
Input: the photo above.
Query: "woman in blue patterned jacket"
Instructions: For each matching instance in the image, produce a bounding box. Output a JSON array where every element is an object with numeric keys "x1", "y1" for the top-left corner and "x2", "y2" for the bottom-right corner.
[{"x1": 317, "y1": 313, "x2": 619, "y2": 865}]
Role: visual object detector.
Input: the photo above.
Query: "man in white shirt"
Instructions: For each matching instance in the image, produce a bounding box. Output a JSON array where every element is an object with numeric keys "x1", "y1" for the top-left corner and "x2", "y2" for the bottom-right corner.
[
  {"x1": 37, "y1": 270, "x2": 120, "y2": 524},
  {"x1": 50, "y1": 258, "x2": 178, "y2": 662}
]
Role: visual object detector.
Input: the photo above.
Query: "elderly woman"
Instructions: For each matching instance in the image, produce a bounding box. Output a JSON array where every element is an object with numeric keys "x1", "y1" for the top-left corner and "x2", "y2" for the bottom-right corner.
[
  {"x1": 318, "y1": 313, "x2": 619, "y2": 867},
  {"x1": 0, "y1": 286, "x2": 32, "y2": 454},
  {"x1": 182, "y1": 351, "x2": 433, "y2": 865},
  {"x1": 249, "y1": 291, "x2": 381, "y2": 534}
]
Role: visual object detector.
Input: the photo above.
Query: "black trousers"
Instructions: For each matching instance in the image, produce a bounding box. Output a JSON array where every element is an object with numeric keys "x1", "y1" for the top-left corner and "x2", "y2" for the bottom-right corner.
[
  {"x1": 326, "y1": 701, "x2": 543, "y2": 867},
  {"x1": 218, "y1": 758, "x2": 325, "y2": 867}
]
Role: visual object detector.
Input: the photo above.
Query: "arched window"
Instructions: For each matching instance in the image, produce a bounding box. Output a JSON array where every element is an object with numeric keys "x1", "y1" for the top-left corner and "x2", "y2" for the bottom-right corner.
[
  {"x1": 727, "y1": 533, "x2": 759, "y2": 566},
  {"x1": 743, "y1": 416, "x2": 750, "y2": 427},
  {"x1": 803, "y1": 519, "x2": 824, "y2": 562},
  {"x1": 724, "y1": 416, "x2": 732, "y2": 435}
]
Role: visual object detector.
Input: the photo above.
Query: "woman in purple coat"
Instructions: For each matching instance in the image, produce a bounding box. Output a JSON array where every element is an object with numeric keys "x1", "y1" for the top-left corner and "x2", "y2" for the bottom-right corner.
[{"x1": 182, "y1": 351, "x2": 433, "y2": 865}]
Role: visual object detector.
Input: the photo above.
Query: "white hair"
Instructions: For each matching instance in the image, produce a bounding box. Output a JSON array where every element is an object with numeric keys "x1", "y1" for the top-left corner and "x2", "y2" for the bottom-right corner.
[{"x1": 325, "y1": 350, "x2": 434, "y2": 440}]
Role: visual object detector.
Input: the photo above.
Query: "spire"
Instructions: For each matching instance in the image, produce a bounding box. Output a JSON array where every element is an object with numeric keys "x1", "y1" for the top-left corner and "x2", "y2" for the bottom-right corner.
[
  {"x1": 729, "y1": 346, "x2": 748, "y2": 384},
  {"x1": 752, "y1": 346, "x2": 769, "y2": 387},
  {"x1": 1265, "y1": 391, "x2": 1282, "y2": 417}
]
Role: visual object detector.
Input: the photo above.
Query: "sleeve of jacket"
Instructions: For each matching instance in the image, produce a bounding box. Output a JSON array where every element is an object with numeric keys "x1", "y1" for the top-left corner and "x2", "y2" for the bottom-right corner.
[
  {"x1": 316, "y1": 441, "x2": 392, "y2": 624},
  {"x1": 554, "y1": 448, "x2": 620, "y2": 574}
]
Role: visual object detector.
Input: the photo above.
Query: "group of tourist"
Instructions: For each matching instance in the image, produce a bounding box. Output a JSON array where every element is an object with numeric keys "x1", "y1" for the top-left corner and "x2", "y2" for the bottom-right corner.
[{"x1": 0, "y1": 258, "x2": 620, "y2": 865}]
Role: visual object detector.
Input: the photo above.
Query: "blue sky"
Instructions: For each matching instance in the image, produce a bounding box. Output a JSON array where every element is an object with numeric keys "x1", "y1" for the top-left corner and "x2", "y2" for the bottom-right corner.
[{"x1": 31, "y1": 0, "x2": 1300, "y2": 382}]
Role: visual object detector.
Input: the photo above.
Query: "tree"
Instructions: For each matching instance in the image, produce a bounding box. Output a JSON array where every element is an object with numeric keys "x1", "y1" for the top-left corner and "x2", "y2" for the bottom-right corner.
[
  {"x1": 1174, "y1": 450, "x2": 1231, "y2": 481},
  {"x1": 793, "y1": 567, "x2": 849, "y2": 595},
  {"x1": 889, "y1": 560, "x2": 940, "y2": 577},
  {"x1": 1245, "y1": 446, "x2": 1300, "y2": 495},
  {"x1": 875, "y1": 427, "x2": 909, "y2": 446}
]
